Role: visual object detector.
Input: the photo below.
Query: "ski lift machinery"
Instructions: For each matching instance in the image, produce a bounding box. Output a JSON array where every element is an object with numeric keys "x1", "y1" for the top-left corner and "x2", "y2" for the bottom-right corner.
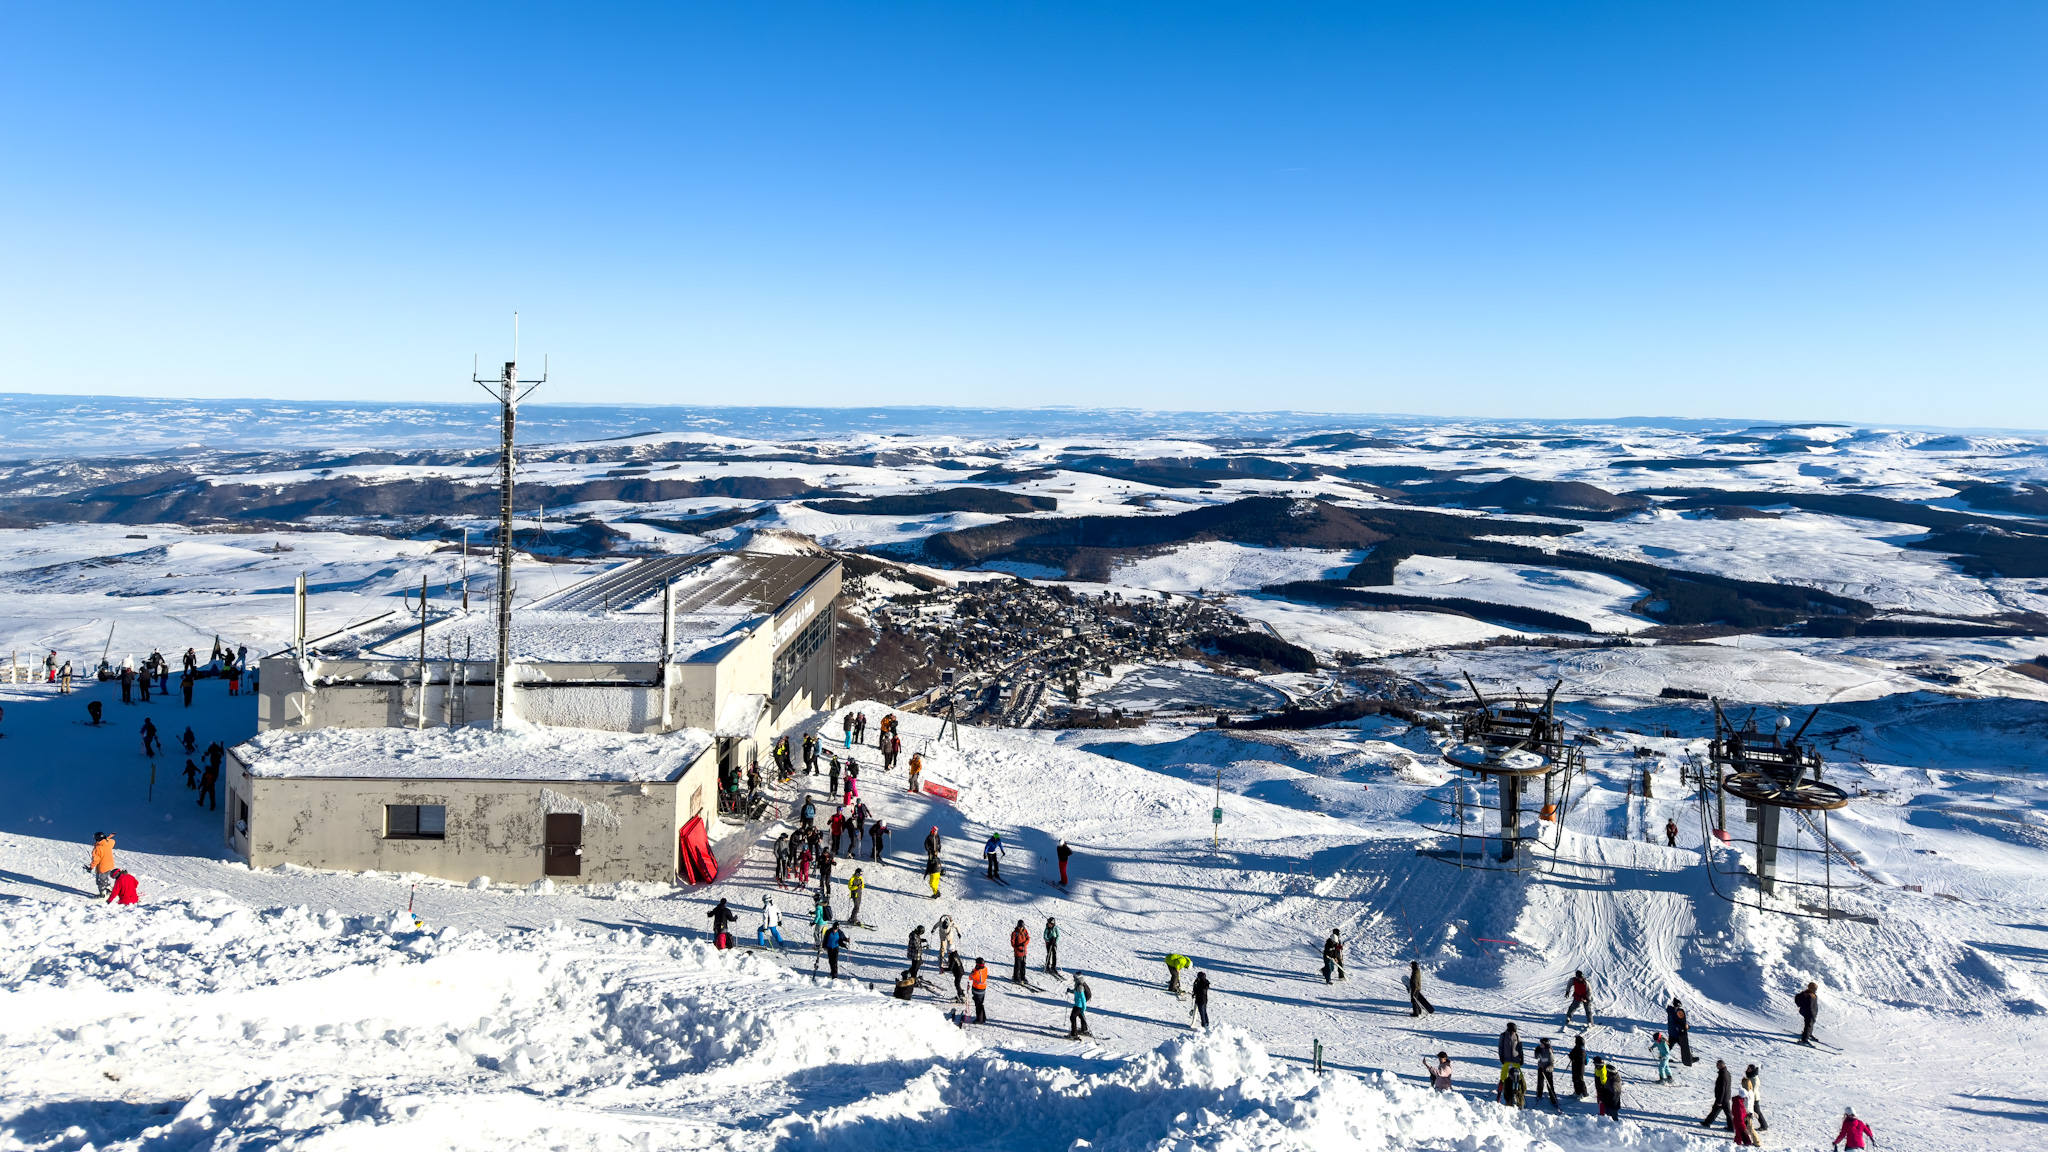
[
  {"x1": 1693, "y1": 700, "x2": 1871, "y2": 923},
  {"x1": 1419, "y1": 677, "x2": 1585, "y2": 873}
]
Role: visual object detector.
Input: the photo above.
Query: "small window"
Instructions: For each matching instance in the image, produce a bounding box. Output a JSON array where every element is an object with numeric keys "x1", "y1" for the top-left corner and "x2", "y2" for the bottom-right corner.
[{"x1": 386, "y1": 804, "x2": 446, "y2": 840}]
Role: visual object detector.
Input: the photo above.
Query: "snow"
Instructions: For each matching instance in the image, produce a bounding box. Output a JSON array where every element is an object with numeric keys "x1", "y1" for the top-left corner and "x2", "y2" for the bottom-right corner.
[
  {"x1": 1108, "y1": 542, "x2": 1368, "y2": 593},
  {"x1": 1390, "y1": 556, "x2": 1660, "y2": 634},
  {"x1": 235, "y1": 724, "x2": 714, "y2": 781}
]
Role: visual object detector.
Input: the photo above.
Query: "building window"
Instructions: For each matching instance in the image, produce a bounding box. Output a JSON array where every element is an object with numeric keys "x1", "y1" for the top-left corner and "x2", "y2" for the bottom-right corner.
[
  {"x1": 385, "y1": 804, "x2": 446, "y2": 840},
  {"x1": 773, "y1": 612, "x2": 830, "y2": 700}
]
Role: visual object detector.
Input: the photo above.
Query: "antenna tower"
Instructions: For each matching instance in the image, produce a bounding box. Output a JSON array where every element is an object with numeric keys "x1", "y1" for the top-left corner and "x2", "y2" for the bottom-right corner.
[{"x1": 474, "y1": 313, "x2": 547, "y2": 728}]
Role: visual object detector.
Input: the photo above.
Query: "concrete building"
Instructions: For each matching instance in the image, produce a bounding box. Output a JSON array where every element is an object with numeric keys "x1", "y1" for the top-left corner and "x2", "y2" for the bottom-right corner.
[{"x1": 229, "y1": 550, "x2": 840, "y2": 883}]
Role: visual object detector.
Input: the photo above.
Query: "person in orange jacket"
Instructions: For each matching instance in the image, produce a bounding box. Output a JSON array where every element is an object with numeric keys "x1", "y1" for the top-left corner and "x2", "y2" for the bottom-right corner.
[
  {"x1": 106, "y1": 869, "x2": 140, "y2": 905},
  {"x1": 969, "y1": 958, "x2": 989, "y2": 1022},
  {"x1": 1009, "y1": 919, "x2": 1031, "y2": 983},
  {"x1": 88, "y1": 833, "x2": 118, "y2": 898}
]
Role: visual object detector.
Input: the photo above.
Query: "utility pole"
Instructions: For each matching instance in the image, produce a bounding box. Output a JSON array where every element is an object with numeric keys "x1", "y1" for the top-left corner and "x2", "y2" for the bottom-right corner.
[{"x1": 474, "y1": 313, "x2": 547, "y2": 729}]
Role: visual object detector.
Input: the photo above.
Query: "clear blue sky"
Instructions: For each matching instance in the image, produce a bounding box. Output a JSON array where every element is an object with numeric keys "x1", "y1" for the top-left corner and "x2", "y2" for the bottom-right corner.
[{"x1": 3, "y1": 3, "x2": 2043, "y2": 426}]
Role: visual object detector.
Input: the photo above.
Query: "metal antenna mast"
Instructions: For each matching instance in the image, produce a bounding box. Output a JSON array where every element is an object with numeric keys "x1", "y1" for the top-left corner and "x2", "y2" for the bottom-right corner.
[{"x1": 474, "y1": 312, "x2": 547, "y2": 728}]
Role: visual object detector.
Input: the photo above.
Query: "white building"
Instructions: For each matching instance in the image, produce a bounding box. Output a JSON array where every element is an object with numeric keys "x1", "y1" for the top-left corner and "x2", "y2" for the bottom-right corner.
[{"x1": 228, "y1": 551, "x2": 840, "y2": 884}]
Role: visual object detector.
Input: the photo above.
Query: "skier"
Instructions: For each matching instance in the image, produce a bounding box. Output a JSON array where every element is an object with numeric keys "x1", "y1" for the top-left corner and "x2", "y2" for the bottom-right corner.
[
  {"x1": 1795, "y1": 980, "x2": 1821, "y2": 1044},
  {"x1": 1832, "y1": 1106, "x2": 1875, "y2": 1149},
  {"x1": 802, "y1": 731, "x2": 818, "y2": 774},
  {"x1": 1562, "y1": 969, "x2": 1595, "y2": 1026},
  {"x1": 181, "y1": 726, "x2": 197, "y2": 755},
  {"x1": 870, "y1": 819, "x2": 888, "y2": 861},
  {"x1": 854, "y1": 712, "x2": 867, "y2": 745},
  {"x1": 1043, "y1": 917, "x2": 1061, "y2": 975},
  {"x1": 183, "y1": 759, "x2": 199, "y2": 789},
  {"x1": 1057, "y1": 840, "x2": 1073, "y2": 886},
  {"x1": 1164, "y1": 952, "x2": 1192, "y2": 995},
  {"x1": 1668, "y1": 997, "x2": 1697, "y2": 1065},
  {"x1": 810, "y1": 892, "x2": 829, "y2": 950},
  {"x1": 1009, "y1": 920, "x2": 1031, "y2": 983},
  {"x1": 757, "y1": 894, "x2": 786, "y2": 950},
  {"x1": 138, "y1": 666, "x2": 151, "y2": 702},
  {"x1": 969, "y1": 958, "x2": 989, "y2": 1022},
  {"x1": 1426, "y1": 1052, "x2": 1453, "y2": 1092},
  {"x1": 1742, "y1": 1064, "x2": 1769, "y2": 1135},
  {"x1": 829, "y1": 812, "x2": 846, "y2": 855},
  {"x1": 105, "y1": 868, "x2": 140, "y2": 905},
  {"x1": 88, "y1": 832, "x2": 118, "y2": 898},
  {"x1": 908, "y1": 924, "x2": 929, "y2": 977},
  {"x1": 140, "y1": 717, "x2": 159, "y2": 757},
  {"x1": 847, "y1": 868, "x2": 866, "y2": 924},
  {"x1": 822, "y1": 922, "x2": 847, "y2": 978},
  {"x1": 1192, "y1": 971, "x2": 1211, "y2": 1027},
  {"x1": 893, "y1": 969, "x2": 917, "y2": 1001},
  {"x1": 799, "y1": 796, "x2": 817, "y2": 830},
  {"x1": 1321, "y1": 929, "x2": 1345, "y2": 984},
  {"x1": 1068, "y1": 973, "x2": 1093, "y2": 1038},
  {"x1": 1497, "y1": 1023, "x2": 1524, "y2": 1067},
  {"x1": 829, "y1": 754, "x2": 843, "y2": 797},
  {"x1": 925, "y1": 825, "x2": 942, "y2": 859},
  {"x1": 87, "y1": 700, "x2": 103, "y2": 726},
  {"x1": 1569, "y1": 1034, "x2": 1588, "y2": 1097},
  {"x1": 196, "y1": 759, "x2": 219, "y2": 810},
  {"x1": 1407, "y1": 960, "x2": 1434, "y2": 1016},
  {"x1": 773, "y1": 832, "x2": 791, "y2": 887},
  {"x1": 1701, "y1": 1059, "x2": 1733, "y2": 1129},
  {"x1": 1665, "y1": 818, "x2": 1679, "y2": 847},
  {"x1": 706, "y1": 898, "x2": 738, "y2": 949},
  {"x1": 1534, "y1": 1037, "x2": 1560, "y2": 1110},
  {"x1": 906, "y1": 752, "x2": 922, "y2": 793},
  {"x1": 983, "y1": 832, "x2": 1006, "y2": 880},
  {"x1": 119, "y1": 665, "x2": 133, "y2": 704},
  {"x1": 841, "y1": 711, "x2": 854, "y2": 749},
  {"x1": 1651, "y1": 1031, "x2": 1674, "y2": 1083},
  {"x1": 946, "y1": 947, "x2": 966, "y2": 1001}
]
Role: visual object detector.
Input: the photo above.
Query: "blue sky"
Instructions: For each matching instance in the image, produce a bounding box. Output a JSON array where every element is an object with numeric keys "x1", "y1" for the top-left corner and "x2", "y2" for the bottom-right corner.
[{"x1": 2, "y1": 3, "x2": 2043, "y2": 425}]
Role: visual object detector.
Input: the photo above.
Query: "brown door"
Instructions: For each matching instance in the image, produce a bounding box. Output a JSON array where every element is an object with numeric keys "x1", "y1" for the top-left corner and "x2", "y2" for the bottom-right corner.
[{"x1": 544, "y1": 813, "x2": 582, "y2": 877}]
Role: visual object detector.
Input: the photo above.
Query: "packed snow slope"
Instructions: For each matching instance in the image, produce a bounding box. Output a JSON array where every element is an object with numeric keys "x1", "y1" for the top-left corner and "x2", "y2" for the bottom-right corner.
[{"x1": 6, "y1": 674, "x2": 2048, "y2": 1149}]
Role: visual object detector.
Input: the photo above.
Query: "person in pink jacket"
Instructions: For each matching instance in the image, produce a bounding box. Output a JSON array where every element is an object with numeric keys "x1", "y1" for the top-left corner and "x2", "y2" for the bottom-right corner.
[{"x1": 1833, "y1": 1106, "x2": 1876, "y2": 1149}]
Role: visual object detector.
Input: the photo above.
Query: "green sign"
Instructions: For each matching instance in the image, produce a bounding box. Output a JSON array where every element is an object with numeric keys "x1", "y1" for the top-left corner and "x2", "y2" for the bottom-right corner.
[{"x1": 1211, "y1": 807, "x2": 1223, "y2": 824}]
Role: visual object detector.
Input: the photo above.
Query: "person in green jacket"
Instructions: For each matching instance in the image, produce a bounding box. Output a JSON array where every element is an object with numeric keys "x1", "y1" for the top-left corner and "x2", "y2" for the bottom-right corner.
[
  {"x1": 1165, "y1": 952, "x2": 1192, "y2": 995},
  {"x1": 1044, "y1": 917, "x2": 1062, "y2": 975}
]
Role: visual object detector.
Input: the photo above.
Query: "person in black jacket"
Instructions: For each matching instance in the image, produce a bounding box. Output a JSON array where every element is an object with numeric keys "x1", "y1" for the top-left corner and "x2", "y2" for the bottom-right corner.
[
  {"x1": 1668, "y1": 997, "x2": 1697, "y2": 1065},
  {"x1": 1057, "y1": 840, "x2": 1074, "y2": 886},
  {"x1": 1701, "y1": 1059, "x2": 1733, "y2": 1129},
  {"x1": 1192, "y1": 971, "x2": 1211, "y2": 1027},
  {"x1": 1498, "y1": 1023, "x2": 1524, "y2": 1067},
  {"x1": 1569, "y1": 1034, "x2": 1588, "y2": 1097},
  {"x1": 1533, "y1": 1037, "x2": 1560, "y2": 1110},
  {"x1": 822, "y1": 922, "x2": 846, "y2": 978},
  {"x1": 705, "y1": 898, "x2": 738, "y2": 948},
  {"x1": 1407, "y1": 960, "x2": 1435, "y2": 1016},
  {"x1": 1794, "y1": 981, "x2": 1820, "y2": 1044}
]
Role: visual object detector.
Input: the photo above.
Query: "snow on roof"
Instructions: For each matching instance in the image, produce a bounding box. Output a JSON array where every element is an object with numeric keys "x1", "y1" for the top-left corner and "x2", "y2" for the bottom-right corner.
[
  {"x1": 715, "y1": 692, "x2": 766, "y2": 737},
  {"x1": 233, "y1": 724, "x2": 714, "y2": 782},
  {"x1": 369, "y1": 607, "x2": 757, "y2": 664}
]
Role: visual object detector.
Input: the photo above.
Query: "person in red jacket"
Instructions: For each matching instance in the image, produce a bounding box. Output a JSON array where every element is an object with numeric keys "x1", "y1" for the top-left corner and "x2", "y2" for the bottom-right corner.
[
  {"x1": 105, "y1": 869, "x2": 140, "y2": 905},
  {"x1": 1009, "y1": 919, "x2": 1031, "y2": 983},
  {"x1": 1833, "y1": 1106, "x2": 1875, "y2": 1149}
]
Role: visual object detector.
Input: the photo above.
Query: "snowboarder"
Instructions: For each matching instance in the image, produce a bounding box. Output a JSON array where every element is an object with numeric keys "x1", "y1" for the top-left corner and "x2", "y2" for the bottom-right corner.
[
  {"x1": 1795, "y1": 980, "x2": 1821, "y2": 1044},
  {"x1": 1165, "y1": 952, "x2": 1192, "y2": 995},
  {"x1": 1701, "y1": 1059, "x2": 1733, "y2": 1129},
  {"x1": 1044, "y1": 917, "x2": 1061, "y2": 975},
  {"x1": 706, "y1": 898, "x2": 737, "y2": 949},
  {"x1": 1009, "y1": 920, "x2": 1031, "y2": 983},
  {"x1": 1192, "y1": 971, "x2": 1211, "y2": 1027},
  {"x1": 1534, "y1": 1037, "x2": 1560, "y2": 1109},
  {"x1": 1569, "y1": 1034, "x2": 1588, "y2": 1097},
  {"x1": 105, "y1": 868, "x2": 140, "y2": 905},
  {"x1": 1407, "y1": 960, "x2": 1434, "y2": 1016},
  {"x1": 1057, "y1": 840, "x2": 1073, "y2": 886},
  {"x1": 925, "y1": 854, "x2": 942, "y2": 899},
  {"x1": 822, "y1": 922, "x2": 847, "y2": 978},
  {"x1": 1426, "y1": 1052, "x2": 1453, "y2": 1092},
  {"x1": 1651, "y1": 1031, "x2": 1674, "y2": 1083},
  {"x1": 1832, "y1": 1106, "x2": 1875, "y2": 1149},
  {"x1": 1068, "y1": 973, "x2": 1093, "y2": 1038},
  {"x1": 1498, "y1": 1023, "x2": 1523, "y2": 1067},
  {"x1": 1668, "y1": 997, "x2": 1697, "y2": 1065},
  {"x1": 88, "y1": 832, "x2": 118, "y2": 897},
  {"x1": 983, "y1": 832, "x2": 1006, "y2": 879},
  {"x1": 847, "y1": 868, "x2": 866, "y2": 924},
  {"x1": 757, "y1": 894, "x2": 786, "y2": 950},
  {"x1": 1562, "y1": 970, "x2": 1595, "y2": 1026},
  {"x1": 1665, "y1": 818, "x2": 1679, "y2": 847},
  {"x1": 1322, "y1": 930, "x2": 1345, "y2": 984},
  {"x1": 970, "y1": 958, "x2": 989, "y2": 1022}
]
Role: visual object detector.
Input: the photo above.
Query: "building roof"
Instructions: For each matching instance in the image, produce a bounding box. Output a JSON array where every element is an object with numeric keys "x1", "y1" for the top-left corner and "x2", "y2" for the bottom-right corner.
[{"x1": 233, "y1": 724, "x2": 714, "y2": 783}]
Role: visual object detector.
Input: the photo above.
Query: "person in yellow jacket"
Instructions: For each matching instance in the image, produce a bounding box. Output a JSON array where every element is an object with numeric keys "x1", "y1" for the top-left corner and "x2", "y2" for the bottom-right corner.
[
  {"x1": 847, "y1": 868, "x2": 866, "y2": 924},
  {"x1": 1165, "y1": 952, "x2": 1193, "y2": 995},
  {"x1": 88, "y1": 832, "x2": 117, "y2": 898}
]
